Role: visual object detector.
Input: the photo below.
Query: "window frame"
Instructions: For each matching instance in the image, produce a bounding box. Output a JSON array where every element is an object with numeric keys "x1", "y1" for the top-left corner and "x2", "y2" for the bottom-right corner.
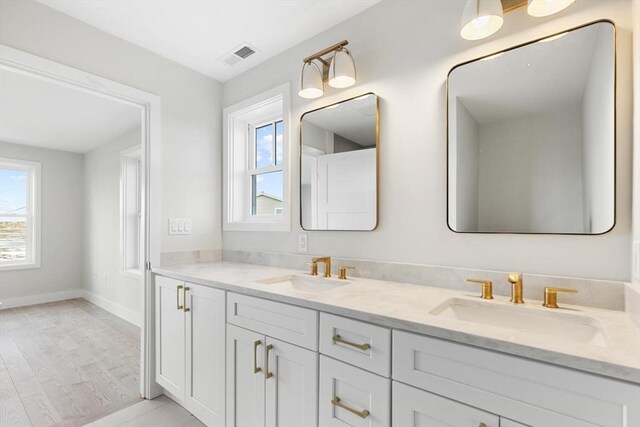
[
  {"x1": 0, "y1": 157, "x2": 41, "y2": 271},
  {"x1": 120, "y1": 146, "x2": 143, "y2": 278},
  {"x1": 223, "y1": 83, "x2": 291, "y2": 232},
  {"x1": 248, "y1": 117, "x2": 284, "y2": 218}
]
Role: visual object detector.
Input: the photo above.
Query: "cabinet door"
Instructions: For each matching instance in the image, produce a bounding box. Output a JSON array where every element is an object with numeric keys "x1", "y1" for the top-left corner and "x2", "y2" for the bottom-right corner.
[
  {"x1": 265, "y1": 337, "x2": 318, "y2": 427},
  {"x1": 319, "y1": 355, "x2": 390, "y2": 427},
  {"x1": 392, "y1": 381, "x2": 499, "y2": 427},
  {"x1": 155, "y1": 275, "x2": 186, "y2": 399},
  {"x1": 185, "y1": 284, "x2": 226, "y2": 427},
  {"x1": 227, "y1": 324, "x2": 266, "y2": 427}
]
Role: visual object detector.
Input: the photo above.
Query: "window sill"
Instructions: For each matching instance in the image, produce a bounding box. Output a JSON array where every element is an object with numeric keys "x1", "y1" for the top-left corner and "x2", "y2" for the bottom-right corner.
[
  {"x1": 0, "y1": 262, "x2": 40, "y2": 271},
  {"x1": 122, "y1": 269, "x2": 142, "y2": 279},
  {"x1": 224, "y1": 220, "x2": 290, "y2": 232}
]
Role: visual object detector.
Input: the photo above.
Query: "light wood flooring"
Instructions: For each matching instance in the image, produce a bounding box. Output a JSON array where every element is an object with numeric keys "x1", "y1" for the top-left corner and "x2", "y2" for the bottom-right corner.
[
  {"x1": 87, "y1": 395, "x2": 204, "y2": 427},
  {"x1": 0, "y1": 299, "x2": 142, "y2": 427}
]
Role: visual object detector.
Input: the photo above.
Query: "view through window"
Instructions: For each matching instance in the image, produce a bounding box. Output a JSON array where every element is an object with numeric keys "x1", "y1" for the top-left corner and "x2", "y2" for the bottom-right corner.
[{"x1": 251, "y1": 120, "x2": 284, "y2": 215}]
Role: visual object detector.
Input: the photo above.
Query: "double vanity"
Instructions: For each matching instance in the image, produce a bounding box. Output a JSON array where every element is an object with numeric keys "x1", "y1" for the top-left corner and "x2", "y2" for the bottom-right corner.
[{"x1": 152, "y1": 260, "x2": 640, "y2": 427}]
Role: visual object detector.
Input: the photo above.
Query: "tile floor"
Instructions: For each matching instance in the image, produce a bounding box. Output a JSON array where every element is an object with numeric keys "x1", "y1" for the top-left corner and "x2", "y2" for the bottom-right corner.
[{"x1": 87, "y1": 395, "x2": 205, "y2": 427}]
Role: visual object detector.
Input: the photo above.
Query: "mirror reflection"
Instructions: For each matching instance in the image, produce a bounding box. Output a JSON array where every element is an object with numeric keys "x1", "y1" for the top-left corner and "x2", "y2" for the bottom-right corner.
[
  {"x1": 300, "y1": 93, "x2": 378, "y2": 231},
  {"x1": 447, "y1": 21, "x2": 615, "y2": 234}
]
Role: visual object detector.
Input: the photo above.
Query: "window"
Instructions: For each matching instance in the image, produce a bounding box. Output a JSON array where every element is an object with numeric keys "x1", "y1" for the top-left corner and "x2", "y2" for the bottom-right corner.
[
  {"x1": 0, "y1": 158, "x2": 40, "y2": 270},
  {"x1": 223, "y1": 83, "x2": 290, "y2": 231},
  {"x1": 121, "y1": 146, "x2": 142, "y2": 276}
]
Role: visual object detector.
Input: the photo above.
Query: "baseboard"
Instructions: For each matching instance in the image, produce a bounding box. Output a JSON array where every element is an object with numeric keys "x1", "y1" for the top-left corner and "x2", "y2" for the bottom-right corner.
[
  {"x1": 0, "y1": 289, "x2": 84, "y2": 309},
  {"x1": 81, "y1": 290, "x2": 142, "y2": 327}
]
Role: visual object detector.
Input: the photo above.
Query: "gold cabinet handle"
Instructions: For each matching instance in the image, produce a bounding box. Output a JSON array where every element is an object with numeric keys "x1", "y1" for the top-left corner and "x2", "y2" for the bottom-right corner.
[
  {"x1": 332, "y1": 334, "x2": 370, "y2": 351},
  {"x1": 265, "y1": 344, "x2": 273, "y2": 379},
  {"x1": 253, "y1": 340, "x2": 262, "y2": 373},
  {"x1": 543, "y1": 287, "x2": 577, "y2": 309},
  {"x1": 466, "y1": 279, "x2": 494, "y2": 300},
  {"x1": 176, "y1": 285, "x2": 184, "y2": 310},
  {"x1": 183, "y1": 286, "x2": 190, "y2": 312},
  {"x1": 478, "y1": 423, "x2": 487, "y2": 427},
  {"x1": 331, "y1": 396, "x2": 369, "y2": 419}
]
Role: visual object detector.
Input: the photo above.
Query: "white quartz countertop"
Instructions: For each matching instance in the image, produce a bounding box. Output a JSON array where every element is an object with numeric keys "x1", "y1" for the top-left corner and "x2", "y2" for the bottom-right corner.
[{"x1": 153, "y1": 261, "x2": 640, "y2": 384}]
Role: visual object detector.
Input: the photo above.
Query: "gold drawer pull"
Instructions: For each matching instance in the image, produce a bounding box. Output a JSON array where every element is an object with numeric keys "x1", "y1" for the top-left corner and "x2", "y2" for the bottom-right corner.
[
  {"x1": 478, "y1": 423, "x2": 487, "y2": 427},
  {"x1": 253, "y1": 340, "x2": 262, "y2": 373},
  {"x1": 183, "y1": 286, "x2": 190, "y2": 312},
  {"x1": 265, "y1": 344, "x2": 274, "y2": 379},
  {"x1": 331, "y1": 396, "x2": 369, "y2": 419},
  {"x1": 332, "y1": 334, "x2": 370, "y2": 351},
  {"x1": 176, "y1": 285, "x2": 184, "y2": 310}
]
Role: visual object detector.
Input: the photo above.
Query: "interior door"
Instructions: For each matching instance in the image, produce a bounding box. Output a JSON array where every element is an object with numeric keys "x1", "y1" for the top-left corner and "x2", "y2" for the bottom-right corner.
[
  {"x1": 185, "y1": 284, "x2": 226, "y2": 427},
  {"x1": 265, "y1": 337, "x2": 318, "y2": 427},
  {"x1": 227, "y1": 324, "x2": 266, "y2": 427},
  {"x1": 392, "y1": 381, "x2": 499, "y2": 427},
  {"x1": 316, "y1": 148, "x2": 376, "y2": 230},
  {"x1": 155, "y1": 275, "x2": 186, "y2": 399}
]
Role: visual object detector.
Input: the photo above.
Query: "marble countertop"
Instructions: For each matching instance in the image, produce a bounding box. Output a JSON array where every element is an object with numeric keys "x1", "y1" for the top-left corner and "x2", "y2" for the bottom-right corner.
[{"x1": 153, "y1": 261, "x2": 640, "y2": 384}]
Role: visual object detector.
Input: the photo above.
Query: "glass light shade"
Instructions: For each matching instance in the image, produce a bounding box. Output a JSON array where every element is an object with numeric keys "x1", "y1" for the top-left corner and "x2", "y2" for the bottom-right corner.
[
  {"x1": 460, "y1": 0, "x2": 504, "y2": 41},
  {"x1": 527, "y1": 0, "x2": 576, "y2": 17},
  {"x1": 328, "y1": 48, "x2": 356, "y2": 89},
  {"x1": 299, "y1": 61, "x2": 323, "y2": 98}
]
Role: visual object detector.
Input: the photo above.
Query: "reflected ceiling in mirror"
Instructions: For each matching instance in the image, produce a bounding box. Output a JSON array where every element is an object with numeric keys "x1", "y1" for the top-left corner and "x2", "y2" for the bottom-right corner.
[
  {"x1": 300, "y1": 93, "x2": 378, "y2": 231},
  {"x1": 447, "y1": 21, "x2": 615, "y2": 234}
]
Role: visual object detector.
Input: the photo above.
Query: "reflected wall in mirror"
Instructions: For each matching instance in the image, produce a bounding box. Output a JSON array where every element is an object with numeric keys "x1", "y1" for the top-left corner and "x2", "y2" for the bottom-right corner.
[
  {"x1": 448, "y1": 21, "x2": 615, "y2": 234},
  {"x1": 300, "y1": 93, "x2": 378, "y2": 231}
]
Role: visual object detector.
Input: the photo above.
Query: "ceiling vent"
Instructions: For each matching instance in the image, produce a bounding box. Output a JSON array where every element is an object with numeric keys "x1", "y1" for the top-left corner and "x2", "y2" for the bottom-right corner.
[{"x1": 219, "y1": 43, "x2": 257, "y2": 66}]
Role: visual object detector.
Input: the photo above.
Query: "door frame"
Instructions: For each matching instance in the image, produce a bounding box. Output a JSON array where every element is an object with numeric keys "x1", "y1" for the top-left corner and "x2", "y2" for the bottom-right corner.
[{"x1": 0, "y1": 44, "x2": 162, "y2": 398}]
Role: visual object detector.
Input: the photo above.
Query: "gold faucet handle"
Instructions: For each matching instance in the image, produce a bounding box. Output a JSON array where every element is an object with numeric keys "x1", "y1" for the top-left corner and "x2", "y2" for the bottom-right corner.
[
  {"x1": 306, "y1": 262, "x2": 318, "y2": 276},
  {"x1": 543, "y1": 287, "x2": 577, "y2": 309},
  {"x1": 507, "y1": 272, "x2": 522, "y2": 283},
  {"x1": 338, "y1": 266, "x2": 355, "y2": 280},
  {"x1": 466, "y1": 279, "x2": 493, "y2": 300}
]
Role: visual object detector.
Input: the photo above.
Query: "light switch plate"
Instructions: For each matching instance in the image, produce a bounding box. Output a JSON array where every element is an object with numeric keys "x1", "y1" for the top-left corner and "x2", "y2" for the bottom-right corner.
[
  {"x1": 169, "y1": 218, "x2": 192, "y2": 235},
  {"x1": 298, "y1": 233, "x2": 308, "y2": 253}
]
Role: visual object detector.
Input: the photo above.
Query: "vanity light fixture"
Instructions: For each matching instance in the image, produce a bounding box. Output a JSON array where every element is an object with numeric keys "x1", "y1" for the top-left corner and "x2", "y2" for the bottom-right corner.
[
  {"x1": 298, "y1": 40, "x2": 356, "y2": 98},
  {"x1": 461, "y1": 0, "x2": 578, "y2": 40}
]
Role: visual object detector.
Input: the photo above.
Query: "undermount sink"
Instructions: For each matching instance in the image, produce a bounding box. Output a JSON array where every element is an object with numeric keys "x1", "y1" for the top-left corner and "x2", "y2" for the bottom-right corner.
[
  {"x1": 255, "y1": 274, "x2": 349, "y2": 292},
  {"x1": 430, "y1": 298, "x2": 610, "y2": 347}
]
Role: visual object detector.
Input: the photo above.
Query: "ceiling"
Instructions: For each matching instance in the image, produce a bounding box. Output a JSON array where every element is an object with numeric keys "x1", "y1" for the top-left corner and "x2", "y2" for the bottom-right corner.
[
  {"x1": 0, "y1": 69, "x2": 140, "y2": 153},
  {"x1": 36, "y1": 0, "x2": 380, "y2": 82},
  {"x1": 450, "y1": 22, "x2": 610, "y2": 124}
]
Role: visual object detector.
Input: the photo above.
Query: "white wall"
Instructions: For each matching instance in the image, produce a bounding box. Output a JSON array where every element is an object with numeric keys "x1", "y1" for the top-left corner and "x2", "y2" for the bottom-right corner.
[
  {"x1": 83, "y1": 129, "x2": 142, "y2": 323},
  {"x1": 0, "y1": 141, "x2": 83, "y2": 306},
  {"x1": 478, "y1": 104, "x2": 584, "y2": 233},
  {"x1": 453, "y1": 99, "x2": 480, "y2": 231},
  {"x1": 0, "y1": 0, "x2": 222, "y2": 259},
  {"x1": 222, "y1": 0, "x2": 635, "y2": 281},
  {"x1": 632, "y1": 0, "x2": 640, "y2": 283},
  {"x1": 582, "y1": 25, "x2": 616, "y2": 234}
]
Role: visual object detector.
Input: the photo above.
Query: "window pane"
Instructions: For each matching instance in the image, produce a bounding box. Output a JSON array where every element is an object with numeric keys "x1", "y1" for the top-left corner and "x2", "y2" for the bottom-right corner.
[
  {"x1": 255, "y1": 123, "x2": 275, "y2": 168},
  {"x1": 252, "y1": 171, "x2": 283, "y2": 215},
  {"x1": 0, "y1": 168, "x2": 28, "y2": 261},
  {"x1": 275, "y1": 121, "x2": 284, "y2": 166}
]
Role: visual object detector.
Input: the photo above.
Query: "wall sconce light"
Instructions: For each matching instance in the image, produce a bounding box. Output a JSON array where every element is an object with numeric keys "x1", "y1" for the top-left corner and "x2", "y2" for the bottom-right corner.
[
  {"x1": 298, "y1": 40, "x2": 356, "y2": 99},
  {"x1": 461, "y1": 0, "x2": 577, "y2": 40}
]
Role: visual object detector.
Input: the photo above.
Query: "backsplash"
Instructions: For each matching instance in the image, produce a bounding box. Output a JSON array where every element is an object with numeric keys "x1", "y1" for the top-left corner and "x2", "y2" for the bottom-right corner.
[
  {"x1": 160, "y1": 249, "x2": 221, "y2": 267},
  {"x1": 222, "y1": 249, "x2": 626, "y2": 311}
]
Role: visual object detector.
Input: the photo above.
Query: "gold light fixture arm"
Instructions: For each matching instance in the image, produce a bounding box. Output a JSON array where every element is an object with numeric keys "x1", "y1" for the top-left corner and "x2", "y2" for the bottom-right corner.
[{"x1": 303, "y1": 40, "x2": 348, "y2": 64}]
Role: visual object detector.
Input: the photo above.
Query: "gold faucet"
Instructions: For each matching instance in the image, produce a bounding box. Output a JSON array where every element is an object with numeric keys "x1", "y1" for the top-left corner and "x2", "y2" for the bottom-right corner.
[
  {"x1": 508, "y1": 272, "x2": 524, "y2": 304},
  {"x1": 466, "y1": 279, "x2": 494, "y2": 300},
  {"x1": 543, "y1": 287, "x2": 577, "y2": 309},
  {"x1": 312, "y1": 256, "x2": 332, "y2": 278}
]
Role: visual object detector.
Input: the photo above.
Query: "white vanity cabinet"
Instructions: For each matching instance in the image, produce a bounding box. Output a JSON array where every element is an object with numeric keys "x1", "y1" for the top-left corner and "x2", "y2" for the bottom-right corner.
[
  {"x1": 226, "y1": 294, "x2": 319, "y2": 427},
  {"x1": 392, "y1": 330, "x2": 640, "y2": 427},
  {"x1": 155, "y1": 276, "x2": 226, "y2": 427}
]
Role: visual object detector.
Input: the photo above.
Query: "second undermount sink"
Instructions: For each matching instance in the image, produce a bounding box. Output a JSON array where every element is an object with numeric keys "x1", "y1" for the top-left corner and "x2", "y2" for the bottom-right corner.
[
  {"x1": 255, "y1": 274, "x2": 349, "y2": 292},
  {"x1": 430, "y1": 298, "x2": 610, "y2": 347}
]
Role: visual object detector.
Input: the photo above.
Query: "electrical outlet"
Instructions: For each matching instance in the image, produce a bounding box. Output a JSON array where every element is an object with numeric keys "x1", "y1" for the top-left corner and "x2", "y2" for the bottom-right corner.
[{"x1": 298, "y1": 233, "x2": 308, "y2": 253}]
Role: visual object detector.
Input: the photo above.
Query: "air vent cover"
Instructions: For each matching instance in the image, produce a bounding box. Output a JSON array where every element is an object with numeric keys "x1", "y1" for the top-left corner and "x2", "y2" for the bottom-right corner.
[{"x1": 218, "y1": 43, "x2": 258, "y2": 66}]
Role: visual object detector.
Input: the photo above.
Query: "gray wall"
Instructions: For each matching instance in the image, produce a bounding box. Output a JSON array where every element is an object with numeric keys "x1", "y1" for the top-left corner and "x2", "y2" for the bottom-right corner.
[
  {"x1": 222, "y1": 0, "x2": 635, "y2": 281},
  {"x1": 0, "y1": 142, "x2": 84, "y2": 302}
]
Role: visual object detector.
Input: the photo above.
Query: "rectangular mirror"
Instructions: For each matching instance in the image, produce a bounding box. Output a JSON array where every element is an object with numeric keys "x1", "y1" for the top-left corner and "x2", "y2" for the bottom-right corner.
[
  {"x1": 300, "y1": 93, "x2": 378, "y2": 231},
  {"x1": 447, "y1": 21, "x2": 615, "y2": 234}
]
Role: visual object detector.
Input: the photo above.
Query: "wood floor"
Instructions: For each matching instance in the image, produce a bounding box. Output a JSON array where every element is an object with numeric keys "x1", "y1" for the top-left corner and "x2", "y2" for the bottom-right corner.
[{"x1": 0, "y1": 299, "x2": 142, "y2": 427}]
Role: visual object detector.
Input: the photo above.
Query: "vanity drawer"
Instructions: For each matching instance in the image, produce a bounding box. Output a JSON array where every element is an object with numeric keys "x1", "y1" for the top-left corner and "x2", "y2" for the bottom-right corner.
[
  {"x1": 226, "y1": 292, "x2": 318, "y2": 350},
  {"x1": 319, "y1": 355, "x2": 390, "y2": 427},
  {"x1": 393, "y1": 330, "x2": 640, "y2": 427},
  {"x1": 319, "y1": 313, "x2": 391, "y2": 377}
]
